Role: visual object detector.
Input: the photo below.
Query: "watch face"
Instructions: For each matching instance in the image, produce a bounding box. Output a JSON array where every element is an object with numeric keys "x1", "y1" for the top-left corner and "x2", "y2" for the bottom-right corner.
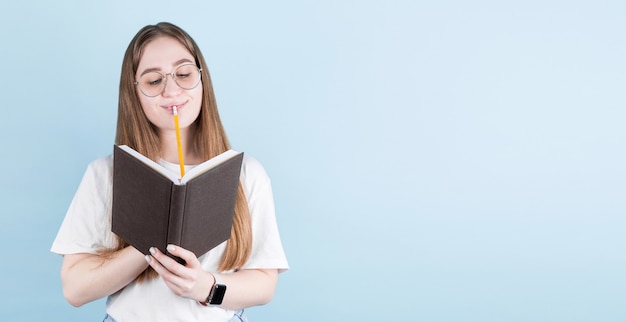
[{"x1": 210, "y1": 284, "x2": 227, "y2": 304}]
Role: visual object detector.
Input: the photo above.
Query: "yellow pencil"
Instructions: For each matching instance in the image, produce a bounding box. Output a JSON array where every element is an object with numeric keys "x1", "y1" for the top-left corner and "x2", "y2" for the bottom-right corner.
[{"x1": 173, "y1": 106, "x2": 185, "y2": 178}]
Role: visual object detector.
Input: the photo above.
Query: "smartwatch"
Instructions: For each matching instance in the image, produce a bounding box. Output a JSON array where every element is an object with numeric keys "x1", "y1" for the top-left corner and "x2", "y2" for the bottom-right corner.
[{"x1": 200, "y1": 274, "x2": 226, "y2": 306}]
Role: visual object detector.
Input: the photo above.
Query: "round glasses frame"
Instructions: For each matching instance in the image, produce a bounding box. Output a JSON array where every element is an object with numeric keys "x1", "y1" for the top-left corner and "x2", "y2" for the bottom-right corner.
[{"x1": 134, "y1": 64, "x2": 203, "y2": 97}]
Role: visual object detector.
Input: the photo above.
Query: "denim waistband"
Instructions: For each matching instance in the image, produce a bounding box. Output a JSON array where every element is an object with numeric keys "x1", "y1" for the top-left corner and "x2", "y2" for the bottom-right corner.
[{"x1": 103, "y1": 309, "x2": 247, "y2": 322}]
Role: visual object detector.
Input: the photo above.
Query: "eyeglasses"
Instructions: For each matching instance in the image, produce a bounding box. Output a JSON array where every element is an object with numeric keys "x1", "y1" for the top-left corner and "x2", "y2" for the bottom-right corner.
[{"x1": 134, "y1": 64, "x2": 202, "y2": 97}]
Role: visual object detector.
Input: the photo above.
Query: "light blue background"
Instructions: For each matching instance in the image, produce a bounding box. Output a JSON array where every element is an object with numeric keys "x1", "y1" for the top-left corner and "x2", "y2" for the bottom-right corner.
[{"x1": 1, "y1": 1, "x2": 624, "y2": 321}]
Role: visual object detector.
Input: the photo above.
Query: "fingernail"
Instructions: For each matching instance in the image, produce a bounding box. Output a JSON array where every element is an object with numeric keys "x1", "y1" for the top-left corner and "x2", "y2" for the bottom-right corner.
[
  {"x1": 149, "y1": 247, "x2": 156, "y2": 255},
  {"x1": 167, "y1": 245, "x2": 176, "y2": 252},
  {"x1": 145, "y1": 255, "x2": 151, "y2": 263}
]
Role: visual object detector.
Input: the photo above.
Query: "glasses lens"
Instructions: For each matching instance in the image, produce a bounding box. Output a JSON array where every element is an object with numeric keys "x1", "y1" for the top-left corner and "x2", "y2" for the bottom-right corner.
[
  {"x1": 135, "y1": 65, "x2": 201, "y2": 97},
  {"x1": 174, "y1": 64, "x2": 201, "y2": 90},
  {"x1": 138, "y1": 72, "x2": 165, "y2": 97}
]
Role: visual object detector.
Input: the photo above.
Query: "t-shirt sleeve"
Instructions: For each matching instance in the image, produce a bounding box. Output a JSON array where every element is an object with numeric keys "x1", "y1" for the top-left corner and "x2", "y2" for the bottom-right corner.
[
  {"x1": 239, "y1": 156, "x2": 289, "y2": 272},
  {"x1": 50, "y1": 156, "x2": 116, "y2": 255}
]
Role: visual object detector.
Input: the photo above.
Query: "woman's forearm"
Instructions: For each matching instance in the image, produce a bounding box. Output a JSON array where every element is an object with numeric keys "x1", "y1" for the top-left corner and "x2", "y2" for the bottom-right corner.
[
  {"x1": 217, "y1": 268, "x2": 278, "y2": 310},
  {"x1": 61, "y1": 246, "x2": 149, "y2": 307}
]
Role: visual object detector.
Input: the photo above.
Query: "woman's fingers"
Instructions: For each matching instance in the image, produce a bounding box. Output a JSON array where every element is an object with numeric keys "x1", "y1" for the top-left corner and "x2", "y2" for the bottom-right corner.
[
  {"x1": 145, "y1": 245, "x2": 209, "y2": 300},
  {"x1": 164, "y1": 245, "x2": 201, "y2": 268}
]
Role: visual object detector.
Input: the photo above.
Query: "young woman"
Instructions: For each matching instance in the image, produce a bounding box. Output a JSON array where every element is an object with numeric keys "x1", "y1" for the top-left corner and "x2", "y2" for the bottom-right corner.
[{"x1": 51, "y1": 22, "x2": 288, "y2": 322}]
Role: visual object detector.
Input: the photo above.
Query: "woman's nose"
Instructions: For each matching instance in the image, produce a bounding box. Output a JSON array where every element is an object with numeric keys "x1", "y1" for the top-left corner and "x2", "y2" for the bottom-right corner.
[{"x1": 162, "y1": 74, "x2": 182, "y2": 97}]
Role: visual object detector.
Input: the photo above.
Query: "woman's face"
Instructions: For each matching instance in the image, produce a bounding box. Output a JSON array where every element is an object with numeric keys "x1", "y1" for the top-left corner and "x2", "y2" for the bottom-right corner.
[{"x1": 135, "y1": 36, "x2": 203, "y2": 134}]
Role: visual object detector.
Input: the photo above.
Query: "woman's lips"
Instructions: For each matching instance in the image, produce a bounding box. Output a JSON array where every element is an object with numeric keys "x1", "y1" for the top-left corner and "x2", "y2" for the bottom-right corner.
[{"x1": 163, "y1": 101, "x2": 187, "y2": 113}]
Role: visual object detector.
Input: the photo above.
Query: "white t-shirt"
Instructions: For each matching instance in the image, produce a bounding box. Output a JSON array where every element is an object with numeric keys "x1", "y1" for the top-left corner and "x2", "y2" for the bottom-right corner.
[{"x1": 51, "y1": 154, "x2": 289, "y2": 322}]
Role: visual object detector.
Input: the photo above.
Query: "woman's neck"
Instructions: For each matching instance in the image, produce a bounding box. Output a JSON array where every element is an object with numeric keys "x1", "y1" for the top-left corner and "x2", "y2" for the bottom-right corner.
[{"x1": 158, "y1": 125, "x2": 202, "y2": 165}]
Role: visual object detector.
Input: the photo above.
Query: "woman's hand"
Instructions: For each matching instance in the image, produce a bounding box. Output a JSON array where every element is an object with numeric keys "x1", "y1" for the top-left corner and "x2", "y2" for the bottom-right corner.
[
  {"x1": 145, "y1": 245, "x2": 214, "y2": 302},
  {"x1": 146, "y1": 244, "x2": 279, "y2": 310}
]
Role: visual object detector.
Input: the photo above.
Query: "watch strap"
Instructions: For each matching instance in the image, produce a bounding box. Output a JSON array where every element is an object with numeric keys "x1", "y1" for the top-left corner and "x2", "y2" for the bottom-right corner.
[{"x1": 199, "y1": 273, "x2": 226, "y2": 306}]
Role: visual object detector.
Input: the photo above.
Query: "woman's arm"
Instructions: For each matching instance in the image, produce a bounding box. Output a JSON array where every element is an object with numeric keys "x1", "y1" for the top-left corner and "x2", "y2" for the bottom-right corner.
[
  {"x1": 61, "y1": 246, "x2": 149, "y2": 307},
  {"x1": 146, "y1": 245, "x2": 278, "y2": 310},
  {"x1": 218, "y1": 267, "x2": 278, "y2": 309}
]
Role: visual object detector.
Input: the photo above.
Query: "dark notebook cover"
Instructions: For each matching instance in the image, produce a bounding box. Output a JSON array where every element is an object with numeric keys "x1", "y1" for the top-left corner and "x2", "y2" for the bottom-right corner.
[{"x1": 111, "y1": 145, "x2": 243, "y2": 259}]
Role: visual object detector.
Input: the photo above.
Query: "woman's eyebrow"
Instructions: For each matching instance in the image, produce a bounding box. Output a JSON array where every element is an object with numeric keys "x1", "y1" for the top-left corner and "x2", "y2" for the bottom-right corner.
[
  {"x1": 139, "y1": 58, "x2": 195, "y2": 76},
  {"x1": 173, "y1": 58, "x2": 194, "y2": 66}
]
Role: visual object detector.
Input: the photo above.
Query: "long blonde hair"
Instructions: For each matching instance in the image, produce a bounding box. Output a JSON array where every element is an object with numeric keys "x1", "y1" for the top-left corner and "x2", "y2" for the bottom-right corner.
[{"x1": 110, "y1": 22, "x2": 252, "y2": 280}]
